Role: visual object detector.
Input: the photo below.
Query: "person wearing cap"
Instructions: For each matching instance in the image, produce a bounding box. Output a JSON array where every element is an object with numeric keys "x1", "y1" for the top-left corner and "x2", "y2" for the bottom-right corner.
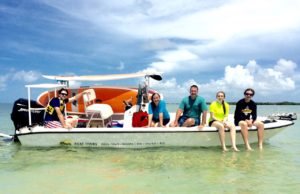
[
  {"x1": 44, "y1": 88, "x2": 88, "y2": 129},
  {"x1": 234, "y1": 88, "x2": 264, "y2": 150}
]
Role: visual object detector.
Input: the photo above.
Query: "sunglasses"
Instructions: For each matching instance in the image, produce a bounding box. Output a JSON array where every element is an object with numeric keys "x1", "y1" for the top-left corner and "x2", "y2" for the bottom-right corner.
[
  {"x1": 244, "y1": 93, "x2": 253, "y2": 96},
  {"x1": 61, "y1": 93, "x2": 68, "y2": 96}
]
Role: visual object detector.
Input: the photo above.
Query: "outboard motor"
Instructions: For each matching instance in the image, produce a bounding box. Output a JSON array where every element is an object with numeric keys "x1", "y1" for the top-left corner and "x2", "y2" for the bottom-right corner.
[
  {"x1": 269, "y1": 113, "x2": 297, "y2": 121},
  {"x1": 11, "y1": 98, "x2": 45, "y2": 132}
]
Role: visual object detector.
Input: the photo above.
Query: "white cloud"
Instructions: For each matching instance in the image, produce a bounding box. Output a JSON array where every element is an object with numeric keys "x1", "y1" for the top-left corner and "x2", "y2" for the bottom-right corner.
[
  {"x1": 159, "y1": 49, "x2": 198, "y2": 62},
  {"x1": 224, "y1": 65, "x2": 254, "y2": 89},
  {"x1": 0, "y1": 75, "x2": 9, "y2": 91},
  {"x1": 42, "y1": 0, "x2": 300, "y2": 41},
  {"x1": 41, "y1": 0, "x2": 300, "y2": 76},
  {"x1": 2, "y1": 1, "x2": 300, "y2": 103},
  {"x1": 150, "y1": 77, "x2": 178, "y2": 89},
  {"x1": 274, "y1": 59, "x2": 297, "y2": 76},
  {"x1": 116, "y1": 0, "x2": 300, "y2": 41},
  {"x1": 12, "y1": 70, "x2": 41, "y2": 82},
  {"x1": 246, "y1": 60, "x2": 260, "y2": 74},
  {"x1": 147, "y1": 49, "x2": 200, "y2": 73},
  {"x1": 151, "y1": 59, "x2": 297, "y2": 102},
  {"x1": 148, "y1": 61, "x2": 179, "y2": 73},
  {"x1": 149, "y1": 77, "x2": 187, "y2": 102},
  {"x1": 211, "y1": 60, "x2": 296, "y2": 95},
  {"x1": 0, "y1": 70, "x2": 41, "y2": 91},
  {"x1": 142, "y1": 39, "x2": 176, "y2": 50}
]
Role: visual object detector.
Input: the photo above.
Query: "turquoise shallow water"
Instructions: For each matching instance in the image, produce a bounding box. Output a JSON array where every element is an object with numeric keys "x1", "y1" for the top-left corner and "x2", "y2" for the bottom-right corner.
[{"x1": 1, "y1": 103, "x2": 300, "y2": 194}]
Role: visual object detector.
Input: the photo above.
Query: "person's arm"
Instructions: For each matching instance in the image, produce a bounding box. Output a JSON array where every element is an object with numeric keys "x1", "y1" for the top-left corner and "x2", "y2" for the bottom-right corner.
[
  {"x1": 210, "y1": 112, "x2": 218, "y2": 121},
  {"x1": 148, "y1": 114, "x2": 153, "y2": 127},
  {"x1": 251, "y1": 101, "x2": 257, "y2": 122},
  {"x1": 199, "y1": 111, "x2": 207, "y2": 129},
  {"x1": 223, "y1": 116, "x2": 229, "y2": 126},
  {"x1": 209, "y1": 102, "x2": 220, "y2": 121},
  {"x1": 223, "y1": 103, "x2": 230, "y2": 123},
  {"x1": 243, "y1": 102, "x2": 255, "y2": 127},
  {"x1": 234, "y1": 100, "x2": 242, "y2": 121},
  {"x1": 199, "y1": 98, "x2": 208, "y2": 128},
  {"x1": 68, "y1": 90, "x2": 89, "y2": 103},
  {"x1": 173, "y1": 109, "x2": 183, "y2": 127},
  {"x1": 159, "y1": 113, "x2": 164, "y2": 127},
  {"x1": 173, "y1": 99, "x2": 185, "y2": 127},
  {"x1": 55, "y1": 107, "x2": 71, "y2": 129},
  {"x1": 245, "y1": 102, "x2": 257, "y2": 126},
  {"x1": 158, "y1": 101, "x2": 166, "y2": 127},
  {"x1": 209, "y1": 103, "x2": 217, "y2": 121}
]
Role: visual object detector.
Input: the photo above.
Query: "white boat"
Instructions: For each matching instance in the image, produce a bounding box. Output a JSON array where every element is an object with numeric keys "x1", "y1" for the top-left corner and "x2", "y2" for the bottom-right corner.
[{"x1": 6, "y1": 72, "x2": 296, "y2": 148}]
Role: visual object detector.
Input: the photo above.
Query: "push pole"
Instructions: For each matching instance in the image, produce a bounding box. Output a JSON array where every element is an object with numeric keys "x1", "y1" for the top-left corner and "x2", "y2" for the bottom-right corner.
[{"x1": 27, "y1": 86, "x2": 32, "y2": 126}]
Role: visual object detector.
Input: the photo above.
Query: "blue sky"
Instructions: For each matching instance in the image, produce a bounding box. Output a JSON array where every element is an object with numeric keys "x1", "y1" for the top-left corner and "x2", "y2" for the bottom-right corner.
[{"x1": 1, "y1": 0, "x2": 300, "y2": 103}]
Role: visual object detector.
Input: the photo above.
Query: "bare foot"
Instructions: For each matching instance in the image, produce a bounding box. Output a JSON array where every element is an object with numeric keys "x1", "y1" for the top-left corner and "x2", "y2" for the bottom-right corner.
[
  {"x1": 246, "y1": 147, "x2": 254, "y2": 151},
  {"x1": 232, "y1": 147, "x2": 240, "y2": 152},
  {"x1": 245, "y1": 143, "x2": 253, "y2": 151},
  {"x1": 259, "y1": 144, "x2": 263, "y2": 150},
  {"x1": 222, "y1": 147, "x2": 228, "y2": 152}
]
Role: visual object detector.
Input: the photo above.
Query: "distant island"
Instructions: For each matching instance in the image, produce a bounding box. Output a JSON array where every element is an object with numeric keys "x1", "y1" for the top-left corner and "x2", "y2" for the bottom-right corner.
[
  {"x1": 227, "y1": 101, "x2": 300, "y2": 105},
  {"x1": 167, "y1": 102, "x2": 300, "y2": 105}
]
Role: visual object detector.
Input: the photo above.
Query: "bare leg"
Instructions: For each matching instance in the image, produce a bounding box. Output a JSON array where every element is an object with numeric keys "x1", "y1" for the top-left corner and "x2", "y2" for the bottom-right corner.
[
  {"x1": 254, "y1": 120, "x2": 264, "y2": 150},
  {"x1": 211, "y1": 121, "x2": 227, "y2": 151},
  {"x1": 182, "y1": 118, "x2": 195, "y2": 127},
  {"x1": 227, "y1": 123, "x2": 239, "y2": 152},
  {"x1": 239, "y1": 121, "x2": 253, "y2": 151}
]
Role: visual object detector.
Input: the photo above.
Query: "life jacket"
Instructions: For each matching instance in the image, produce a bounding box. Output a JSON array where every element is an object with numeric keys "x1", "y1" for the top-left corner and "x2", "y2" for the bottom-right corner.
[
  {"x1": 132, "y1": 111, "x2": 148, "y2": 127},
  {"x1": 46, "y1": 98, "x2": 66, "y2": 116}
]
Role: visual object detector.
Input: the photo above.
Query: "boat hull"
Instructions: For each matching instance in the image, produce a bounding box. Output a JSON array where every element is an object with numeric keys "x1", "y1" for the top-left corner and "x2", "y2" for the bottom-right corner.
[{"x1": 16, "y1": 120, "x2": 293, "y2": 148}]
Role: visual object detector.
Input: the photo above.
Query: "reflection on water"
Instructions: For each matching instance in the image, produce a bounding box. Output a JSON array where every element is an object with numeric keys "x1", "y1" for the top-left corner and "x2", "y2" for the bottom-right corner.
[
  {"x1": 0, "y1": 104, "x2": 300, "y2": 193},
  {"x1": 1, "y1": 144, "x2": 300, "y2": 193}
]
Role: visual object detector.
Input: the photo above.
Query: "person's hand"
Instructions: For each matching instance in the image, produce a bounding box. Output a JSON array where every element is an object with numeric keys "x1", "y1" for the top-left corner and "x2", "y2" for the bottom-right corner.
[
  {"x1": 198, "y1": 124, "x2": 205, "y2": 130},
  {"x1": 173, "y1": 121, "x2": 178, "y2": 127},
  {"x1": 223, "y1": 121, "x2": 228, "y2": 128},
  {"x1": 63, "y1": 124, "x2": 72, "y2": 130},
  {"x1": 246, "y1": 119, "x2": 253, "y2": 127}
]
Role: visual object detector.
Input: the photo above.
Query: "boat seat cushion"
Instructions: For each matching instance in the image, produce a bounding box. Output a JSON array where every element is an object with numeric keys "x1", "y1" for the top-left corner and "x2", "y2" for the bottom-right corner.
[{"x1": 86, "y1": 104, "x2": 113, "y2": 119}]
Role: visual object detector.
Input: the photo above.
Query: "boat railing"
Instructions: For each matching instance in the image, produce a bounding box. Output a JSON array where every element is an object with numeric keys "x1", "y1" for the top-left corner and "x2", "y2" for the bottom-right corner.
[{"x1": 25, "y1": 83, "x2": 66, "y2": 126}]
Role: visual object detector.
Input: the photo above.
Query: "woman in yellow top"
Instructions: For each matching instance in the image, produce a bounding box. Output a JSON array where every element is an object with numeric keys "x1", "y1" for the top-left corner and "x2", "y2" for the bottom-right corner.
[{"x1": 209, "y1": 91, "x2": 239, "y2": 152}]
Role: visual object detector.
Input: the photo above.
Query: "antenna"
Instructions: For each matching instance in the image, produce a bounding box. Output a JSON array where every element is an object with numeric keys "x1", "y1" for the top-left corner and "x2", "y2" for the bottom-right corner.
[{"x1": 57, "y1": 80, "x2": 69, "y2": 87}]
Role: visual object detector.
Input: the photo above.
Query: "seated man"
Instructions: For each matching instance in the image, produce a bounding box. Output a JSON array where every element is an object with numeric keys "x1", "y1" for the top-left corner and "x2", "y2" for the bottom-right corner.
[
  {"x1": 44, "y1": 88, "x2": 89, "y2": 129},
  {"x1": 171, "y1": 85, "x2": 208, "y2": 129}
]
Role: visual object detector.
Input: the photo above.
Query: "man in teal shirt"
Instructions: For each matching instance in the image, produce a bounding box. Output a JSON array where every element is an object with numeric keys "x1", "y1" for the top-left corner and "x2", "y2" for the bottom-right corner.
[{"x1": 171, "y1": 85, "x2": 208, "y2": 128}]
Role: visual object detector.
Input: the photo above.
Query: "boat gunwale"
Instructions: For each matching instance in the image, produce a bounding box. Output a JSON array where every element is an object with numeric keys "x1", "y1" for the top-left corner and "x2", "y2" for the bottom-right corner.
[{"x1": 15, "y1": 121, "x2": 294, "y2": 137}]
